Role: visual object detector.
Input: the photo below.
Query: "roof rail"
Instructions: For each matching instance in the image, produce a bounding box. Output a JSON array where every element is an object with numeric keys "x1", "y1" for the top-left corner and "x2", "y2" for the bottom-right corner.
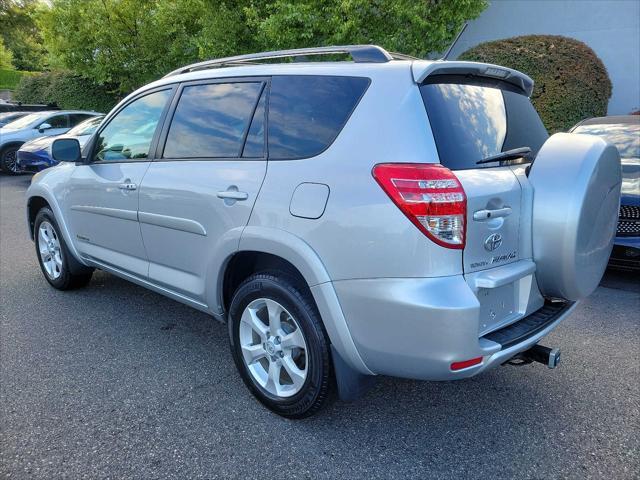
[{"x1": 163, "y1": 45, "x2": 416, "y2": 78}]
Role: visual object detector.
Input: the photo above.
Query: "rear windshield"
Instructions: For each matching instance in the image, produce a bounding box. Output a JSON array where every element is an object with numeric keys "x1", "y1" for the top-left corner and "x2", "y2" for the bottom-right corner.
[{"x1": 420, "y1": 75, "x2": 548, "y2": 170}]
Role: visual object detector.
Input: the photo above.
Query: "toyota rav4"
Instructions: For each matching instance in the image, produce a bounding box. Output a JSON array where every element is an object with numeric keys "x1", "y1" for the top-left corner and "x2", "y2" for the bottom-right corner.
[{"x1": 26, "y1": 46, "x2": 621, "y2": 418}]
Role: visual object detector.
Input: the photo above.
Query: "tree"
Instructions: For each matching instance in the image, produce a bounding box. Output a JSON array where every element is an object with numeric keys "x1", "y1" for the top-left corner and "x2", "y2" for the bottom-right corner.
[
  {"x1": 460, "y1": 35, "x2": 612, "y2": 132},
  {"x1": 0, "y1": 38, "x2": 13, "y2": 69},
  {"x1": 0, "y1": 0, "x2": 46, "y2": 70},
  {"x1": 39, "y1": 0, "x2": 487, "y2": 94},
  {"x1": 249, "y1": 0, "x2": 486, "y2": 58}
]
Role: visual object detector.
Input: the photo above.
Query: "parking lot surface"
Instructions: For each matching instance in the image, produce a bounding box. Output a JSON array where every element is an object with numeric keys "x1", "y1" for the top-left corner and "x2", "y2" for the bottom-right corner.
[{"x1": 1, "y1": 173, "x2": 639, "y2": 479}]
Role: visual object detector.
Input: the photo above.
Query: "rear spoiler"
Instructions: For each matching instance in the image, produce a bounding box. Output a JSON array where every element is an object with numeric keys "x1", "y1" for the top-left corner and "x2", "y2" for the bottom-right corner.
[{"x1": 412, "y1": 60, "x2": 534, "y2": 97}]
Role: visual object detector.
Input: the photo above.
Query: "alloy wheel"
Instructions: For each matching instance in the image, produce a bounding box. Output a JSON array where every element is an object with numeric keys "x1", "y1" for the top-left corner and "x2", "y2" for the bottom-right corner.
[
  {"x1": 239, "y1": 298, "x2": 308, "y2": 398},
  {"x1": 38, "y1": 221, "x2": 63, "y2": 280}
]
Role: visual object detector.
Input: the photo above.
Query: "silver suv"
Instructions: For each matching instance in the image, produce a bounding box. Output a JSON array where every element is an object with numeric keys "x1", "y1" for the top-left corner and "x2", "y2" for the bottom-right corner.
[{"x1": 26, "y1": 46, "x2": 621, "y2": 418}]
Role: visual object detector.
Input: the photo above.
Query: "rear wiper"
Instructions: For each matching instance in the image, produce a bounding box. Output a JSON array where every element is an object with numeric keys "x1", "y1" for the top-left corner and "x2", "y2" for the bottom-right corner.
[{"x1": 476, "y1": 147, "x2": 532, "y2": 165}]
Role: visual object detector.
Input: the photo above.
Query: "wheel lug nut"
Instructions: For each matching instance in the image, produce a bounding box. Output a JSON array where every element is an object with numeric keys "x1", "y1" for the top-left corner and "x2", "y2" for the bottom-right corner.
[
  {"x1": 274, "y1": 336, "x2": 280, "y2": 344},
  {"x1": 278, "y1": 351, "x2": 284, "y2": 358}
]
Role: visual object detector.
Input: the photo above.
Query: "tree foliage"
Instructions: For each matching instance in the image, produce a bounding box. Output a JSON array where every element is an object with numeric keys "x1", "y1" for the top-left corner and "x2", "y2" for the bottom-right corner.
[
  {"x1": 460, "y1": 35, "x2": 612, "y2": 132},
  {"x1": 38, "y1": 0, "x2": 487, "y2": 94},
  {"x1": 0, "y1": 0, "x2": 46, "y2": 70},
  {"x1": 0, "y1": 38, "x2": 13, "y2": 69}
]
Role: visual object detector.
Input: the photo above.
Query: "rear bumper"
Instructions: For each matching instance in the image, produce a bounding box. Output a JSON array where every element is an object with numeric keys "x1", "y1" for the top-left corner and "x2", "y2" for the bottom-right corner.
[{"x1": 333, "y1": 269, "x2": 575, "y2": 381}]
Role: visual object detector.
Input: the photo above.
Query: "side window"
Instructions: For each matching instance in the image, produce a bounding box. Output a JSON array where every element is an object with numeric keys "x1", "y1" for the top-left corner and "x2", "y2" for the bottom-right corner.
[
  {"x1": 69, "y1": 113, "x2": 93, "y2": 127},
  {"x1": 94, "y1": 89, "x2": 171, "y2": 162},
  {"x1": 43, "y1": 114, "x2": 69, "y2": 129},
  {"x1": 242, "y1": 88, "x2": 266, "y2": 158},
  {"x1": 268, "y1": 75, "x2": 370, "y2": 159},
  {"x1": 163, "y1": 82, "x2": 263, "y2": 159}
]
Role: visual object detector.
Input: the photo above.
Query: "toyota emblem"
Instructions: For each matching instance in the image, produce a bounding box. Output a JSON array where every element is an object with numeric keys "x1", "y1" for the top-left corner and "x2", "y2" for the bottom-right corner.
[{"x1": 484, "y1": 233, "x2": 503, "y2": 252}]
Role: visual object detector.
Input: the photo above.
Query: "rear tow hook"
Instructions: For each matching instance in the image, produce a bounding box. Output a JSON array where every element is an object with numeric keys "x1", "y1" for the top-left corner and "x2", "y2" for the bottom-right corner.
[{"x1": 506, "y1": 344, "x2": 561, "y2": 369}]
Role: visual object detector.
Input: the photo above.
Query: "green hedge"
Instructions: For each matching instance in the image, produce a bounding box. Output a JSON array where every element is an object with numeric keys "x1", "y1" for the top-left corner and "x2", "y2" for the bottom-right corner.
[
  {"x1": 14, "y1": 71, "x2": 118, "y2": 113},
  {"x1": 459, "y1": 35, "x2": 612, "y2": 132},
  {"x1": 0, "y1": 68, "x2": 35, "y2": 90}
]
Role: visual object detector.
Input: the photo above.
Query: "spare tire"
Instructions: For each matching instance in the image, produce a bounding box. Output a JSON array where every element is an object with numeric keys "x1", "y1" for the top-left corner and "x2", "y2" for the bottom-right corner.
[{"x1": 529, "y1": 133, "x2": 621, "y2": 301}]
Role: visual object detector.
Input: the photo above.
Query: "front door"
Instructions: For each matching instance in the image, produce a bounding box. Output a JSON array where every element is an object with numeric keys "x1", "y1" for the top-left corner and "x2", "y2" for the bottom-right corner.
[
  {"x1": 65, "y1": 88, "x2": 174, "y2": 278},
  {"x1": 138, "y1": 79, "x2": 268, "y2": 304}
]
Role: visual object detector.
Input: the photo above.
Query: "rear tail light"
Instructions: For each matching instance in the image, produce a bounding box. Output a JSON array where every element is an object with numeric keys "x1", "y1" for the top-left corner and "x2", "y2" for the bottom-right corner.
[{"x1": 372, "y1": 163, "x2": 467, "y2": 249}]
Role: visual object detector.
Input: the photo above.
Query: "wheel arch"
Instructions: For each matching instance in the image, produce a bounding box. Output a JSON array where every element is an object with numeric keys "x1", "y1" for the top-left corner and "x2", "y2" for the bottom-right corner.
[
  {"x1": 26, "y1": 184, "x2": 88, "y2": 270},
  {"x1": 213, "y1": 226, "x2": 372, "y2": 375},
  {"x1": 1, "y1": 140, "x2": 25, "y2": 151},
  {"x1": 27, "y1": 196, "x2": 51, "y2": 240}
]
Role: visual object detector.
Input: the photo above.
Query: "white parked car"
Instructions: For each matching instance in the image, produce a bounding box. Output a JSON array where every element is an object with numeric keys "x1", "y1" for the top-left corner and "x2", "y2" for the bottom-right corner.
[{"x1": 0, "y1": 110, "x2": 99, "y2": 173}]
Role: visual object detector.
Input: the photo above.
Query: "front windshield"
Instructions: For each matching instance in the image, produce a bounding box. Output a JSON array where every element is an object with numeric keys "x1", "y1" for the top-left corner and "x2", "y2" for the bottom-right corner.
[
  {"x1": 573, "y1": 123, "x2": 640, "y2": 158},
  {"x1": 2, "y1": 112, "x2": 47, "y2": 130},
  {"x1": 67, "y1": 116, "x2": 104, "y2": 136}
]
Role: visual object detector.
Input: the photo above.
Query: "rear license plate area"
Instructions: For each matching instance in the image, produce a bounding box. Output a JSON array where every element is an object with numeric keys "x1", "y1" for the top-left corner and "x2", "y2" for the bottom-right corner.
[{"x1": 477, "y1": 283, "x2": 518, "y2": 336}]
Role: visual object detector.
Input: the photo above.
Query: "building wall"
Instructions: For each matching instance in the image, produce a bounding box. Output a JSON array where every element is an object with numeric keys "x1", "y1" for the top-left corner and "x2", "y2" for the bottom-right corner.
[{"x1": 448, "y1": 0, "x2": 640, "y2": 115}]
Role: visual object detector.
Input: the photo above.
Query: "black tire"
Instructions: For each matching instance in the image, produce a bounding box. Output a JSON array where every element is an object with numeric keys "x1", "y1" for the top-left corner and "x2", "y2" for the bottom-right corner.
[
  {"x1": 0, "y1": 144, "x2": 21, "y2": 174},
  {"x1": 34, "y1": 207, "x2": 93, "y2": 290},
  {"x1": 228, "y1": 271, "x2": 333, "y2": 418}
]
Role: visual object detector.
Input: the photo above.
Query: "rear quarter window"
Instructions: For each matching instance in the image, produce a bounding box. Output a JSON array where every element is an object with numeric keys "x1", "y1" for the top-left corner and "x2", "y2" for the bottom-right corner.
[
  {"x1": 420, "y1": 75, "x2": 548, "y2": 170},
  {"x1": 268, "y1": 75, "x2": 370, "y2": 160}
]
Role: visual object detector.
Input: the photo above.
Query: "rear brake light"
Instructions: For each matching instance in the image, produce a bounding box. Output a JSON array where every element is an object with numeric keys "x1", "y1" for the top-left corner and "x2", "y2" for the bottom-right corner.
[{"x1": 372, "y1": 163, "x2": 466, "y2": 249}]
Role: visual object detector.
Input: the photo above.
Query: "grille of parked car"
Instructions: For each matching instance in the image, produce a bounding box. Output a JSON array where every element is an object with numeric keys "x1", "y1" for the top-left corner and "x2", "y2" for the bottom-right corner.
[
  {"x1": 617, "y1": 205, "x2": 640, "y2": 236},
  {"x1": 619, "y1": 205, "x2": 640, "y2": 219}
]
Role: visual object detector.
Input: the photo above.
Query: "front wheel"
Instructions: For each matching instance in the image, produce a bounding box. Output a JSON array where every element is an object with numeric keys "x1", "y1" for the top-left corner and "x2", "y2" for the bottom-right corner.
[
  {"x1": 34, "y1": 207, "x2": 93, "y2": 290},
  {"x1": 228, "y1": 271, "x2": 333, "y2": 418},
  {"x1": 0, "y1": 145, "x2": 21, "y2": 174}
]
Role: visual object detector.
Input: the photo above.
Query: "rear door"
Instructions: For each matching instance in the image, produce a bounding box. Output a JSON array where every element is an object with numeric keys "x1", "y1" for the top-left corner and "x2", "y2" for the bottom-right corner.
[
  {"x1": 420, "y1": 75, "x2": 549, "y2": 333},
  {"x1": 138, "y1": 78, "x2": 268, "y2": 305}
]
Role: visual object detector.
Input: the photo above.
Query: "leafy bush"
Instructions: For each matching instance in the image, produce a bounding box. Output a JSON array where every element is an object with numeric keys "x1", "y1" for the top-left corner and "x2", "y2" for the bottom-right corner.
[
  {"x1": 0, "y1": 68, "x2": 33, "y2": 90},
  {"x1": 459, "y1": 35, "x2": 612, "y2": 132},
  {"x1": 13, "y1": 71, "x2": 118, "y2": 112}
]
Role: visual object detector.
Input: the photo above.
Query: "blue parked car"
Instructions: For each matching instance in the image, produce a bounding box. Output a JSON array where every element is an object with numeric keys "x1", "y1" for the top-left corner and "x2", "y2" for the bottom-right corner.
[
  {"x1": 571, "y1": 115, "x2": 640, "y2": 270},
  {"x1": 17, "y1": 115, "x2": 104, "y2": 172}
]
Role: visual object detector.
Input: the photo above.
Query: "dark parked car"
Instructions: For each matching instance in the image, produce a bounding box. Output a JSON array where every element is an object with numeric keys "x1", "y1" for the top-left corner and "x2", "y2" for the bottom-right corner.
[
  {"x1": 571, "y1": 115, "x2": 640, "y2": 269},
  {"x1": 0, "y1": 111, "x2": 29, "y2": 127}
]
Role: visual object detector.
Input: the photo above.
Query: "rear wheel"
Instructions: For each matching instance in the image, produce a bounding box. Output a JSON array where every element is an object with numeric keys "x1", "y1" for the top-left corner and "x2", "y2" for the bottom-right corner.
[
  {"x1": 0, "y1": 144, "x2": 21, "y2": 174},
  {"x1": 228, "y1": 271, "x2": 332, "y2": 418},
  {"x1": 34, "y1": 207, "x2": 93, "y2": 290}
]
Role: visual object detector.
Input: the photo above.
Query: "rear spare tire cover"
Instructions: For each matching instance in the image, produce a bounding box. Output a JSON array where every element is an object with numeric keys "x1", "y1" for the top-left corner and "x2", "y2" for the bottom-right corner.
[{"x1": 529, "y1": 133, "x2": 621, "y2": 301}]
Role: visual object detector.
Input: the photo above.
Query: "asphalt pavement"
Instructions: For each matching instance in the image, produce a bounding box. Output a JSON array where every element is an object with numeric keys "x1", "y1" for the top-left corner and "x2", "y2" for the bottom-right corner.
[{"x1": 1, "y1": 173, "x2": 639, "y2": 479}]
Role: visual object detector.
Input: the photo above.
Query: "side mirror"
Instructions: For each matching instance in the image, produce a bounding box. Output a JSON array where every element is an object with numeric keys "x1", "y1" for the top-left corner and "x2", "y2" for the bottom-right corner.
[
  {"x1": 38, "y1": 123, "x2": 52, "y2": 133},
  {"x1": 51, "y1": 138, "x2": 81, "y2": 163}
]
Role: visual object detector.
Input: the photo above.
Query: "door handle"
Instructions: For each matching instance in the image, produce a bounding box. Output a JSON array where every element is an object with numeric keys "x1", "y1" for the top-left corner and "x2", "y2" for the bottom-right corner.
[
  {"x1": 118, "y1": 182, "x2": 137, "y2": 191},
  {"x1": 473, "y1": 207, "x2": 512, "y2": 221},
  {"x1": 216, "y1": 190, "x2": 249, "y2": 201}
]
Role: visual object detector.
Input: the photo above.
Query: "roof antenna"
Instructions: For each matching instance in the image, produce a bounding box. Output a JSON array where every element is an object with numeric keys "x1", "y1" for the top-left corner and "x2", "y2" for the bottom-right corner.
[{"x1": 441, "y1": 22, "x2": 468, "y2": 61}]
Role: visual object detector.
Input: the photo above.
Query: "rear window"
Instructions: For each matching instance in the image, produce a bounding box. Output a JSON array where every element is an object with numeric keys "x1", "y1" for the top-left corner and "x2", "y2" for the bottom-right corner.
[
  {"x1": 268, "y1": 75, "x2": 370, "y2": 160},
  {"x1": 420, "y1": 75, "x2": 548, "y2": 170}
]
